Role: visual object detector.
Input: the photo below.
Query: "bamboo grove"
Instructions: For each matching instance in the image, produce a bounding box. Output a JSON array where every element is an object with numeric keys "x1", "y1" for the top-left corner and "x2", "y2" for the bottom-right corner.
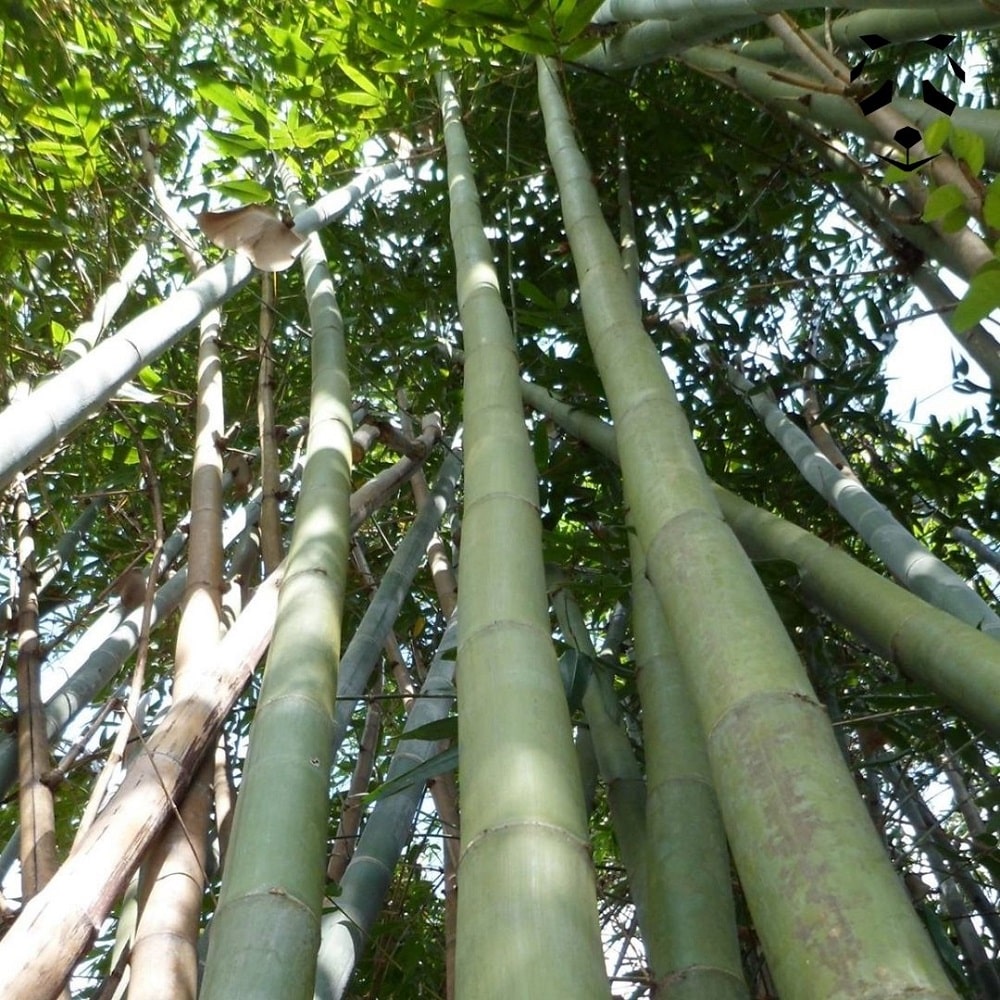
[{"x1": 2, "y1": 2, "x2": 1000, "y2": 997}]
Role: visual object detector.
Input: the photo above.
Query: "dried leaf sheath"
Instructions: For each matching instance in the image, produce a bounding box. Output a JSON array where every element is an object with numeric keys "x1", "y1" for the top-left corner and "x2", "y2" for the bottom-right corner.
[{"x1": 196, "y1": 206, "x2": 306, "y2": 272}]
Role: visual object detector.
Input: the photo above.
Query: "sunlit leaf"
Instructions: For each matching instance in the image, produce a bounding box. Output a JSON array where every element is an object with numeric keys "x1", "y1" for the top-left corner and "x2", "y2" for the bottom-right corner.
[
  {"x1": 953, "y1": 260, "x2": 1000, "y2": 332},
  {"x1": 983, "y1": 178, "x2": 1000, "y2": 231},
  {"x1": 922, "y1": 184, "x2": 964, "y2": 223},
  {"x1": 340, "y1": 61, "x2": 381, "y2": 98},
  {"x1": 949, "y1": 126, "x2": 985, "y2": 178},
  {"x1": 335, "y1": 90, "x2": 383, "y2": 107}
]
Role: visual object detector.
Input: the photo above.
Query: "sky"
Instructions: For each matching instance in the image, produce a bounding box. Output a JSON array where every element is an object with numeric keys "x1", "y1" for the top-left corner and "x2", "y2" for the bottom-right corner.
[{"x1": 884, "y1": 285, "x2": 993, "y2": 434}]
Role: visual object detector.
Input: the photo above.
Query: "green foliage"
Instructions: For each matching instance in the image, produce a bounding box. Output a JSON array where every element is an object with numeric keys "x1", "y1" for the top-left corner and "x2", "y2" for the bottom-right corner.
[
  {"x1": 923, "y1": 183, "x2": 966, "y2": 225},
  {"x1": 954, "y1": 260, "x2": 1000, "y2": 333},
  {"x1": 985, "y1": 177, "x2": 1000, "y2": 232},
  {"x1": 347, "y1": 843, "x2": 448, "y2": 999},
  {"x1": 950, "y1": 127, "x2": 986, "y2": 179}
]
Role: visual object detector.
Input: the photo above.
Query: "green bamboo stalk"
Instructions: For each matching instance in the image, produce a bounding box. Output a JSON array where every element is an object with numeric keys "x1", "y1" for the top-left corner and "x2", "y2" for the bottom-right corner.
[
  {"x1": 551, "y1": 586, "x2": 649, "y2": 931},
  {"x1": 629, "y1": 533, "x2": 748, "y2": 999},
  {"x1": 728, "y1": 366, "x2": 1000, "y2": 638},
  {"x1": 438, "y1": 65, "x2": 610, "y2": 1000},
  {"x1": 331, "y1": 450, "x2": 462, "y2": 757},
  {"x1": 716, "y1": 486, "x2": 1000, "y2": 738},
  {"x1": 524, "y1": 382, "x2": 745, "y2": 994},
  {"x1": 200, "y1": 163, "x2": 354, "y2": 1000},
  {"x1": 314, "y1": 614, "x2": 459, "y2": 1000},
  {"x1": 537, "y1": 55, "x2": 956, "y2": 999}
]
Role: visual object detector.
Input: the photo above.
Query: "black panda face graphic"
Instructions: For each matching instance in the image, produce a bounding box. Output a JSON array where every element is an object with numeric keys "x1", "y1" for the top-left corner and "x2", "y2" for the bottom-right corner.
[{"x1": 851, "y1": 33, "x2": 966, "y2": 173}]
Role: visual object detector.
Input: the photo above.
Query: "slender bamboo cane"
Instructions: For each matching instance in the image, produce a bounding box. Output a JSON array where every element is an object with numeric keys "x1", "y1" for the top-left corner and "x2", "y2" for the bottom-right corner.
[
  {"x1": 551, "y1": 586, "x2": 649, "y2": 933},
  {"x1": 629, "y1": 529, "x2": 748, "y2": 998},
  {"x1": 127, "y1": 140, "x2": 227, "y2": 1000},
  {"x1": 728, "y1": 366, "x2": 1000, "y2": 638},
  {"x1": 313, "y1": 615, "x2": 459, "y2": 1000}
]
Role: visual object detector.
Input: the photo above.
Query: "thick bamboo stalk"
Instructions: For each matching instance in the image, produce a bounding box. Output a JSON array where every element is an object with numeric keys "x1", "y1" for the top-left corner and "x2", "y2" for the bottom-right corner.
[
  {"x1": 629, "y1": 530, "x2": 748, "y2": 999},
  {"x1": 537, "y1": 55, "x2": 956, "y2": 999},
  {"x1": 199, "y1": 162, "x2": 354, "y2": 1000},
  {"x1": 439, "y1": 65, "x2": 610, "y2": 1000}
]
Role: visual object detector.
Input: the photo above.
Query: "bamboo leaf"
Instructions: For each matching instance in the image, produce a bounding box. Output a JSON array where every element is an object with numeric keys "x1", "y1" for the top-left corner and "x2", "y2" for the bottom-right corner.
[
  {"x1": 950, "y1": 126, "x2": 985, "y2": 178},
  {"x1": 336, "y1": 91, "x2": 383, "y2": 107},
  {"x1": 953, "y1": 260, "x2": 1000, "y2": 332},
  {"x1": 339, "y1": 62, "x2": 381, "y2": 98},
  {"x1": 922, "y1": 184, "x2": 964, "y2": 223},
  {"x1": 399, "y1": 717, "x2": 458, "y2": 743},
  {"x1": 363, "y1": 746, "x2": 459, "y2": 804},
  {"x1": 984, "y1": 178, "x2": 1000, "y2": 230},
  {"x1": 196, "y1": 81, "x2": 255, "y2": 124}
]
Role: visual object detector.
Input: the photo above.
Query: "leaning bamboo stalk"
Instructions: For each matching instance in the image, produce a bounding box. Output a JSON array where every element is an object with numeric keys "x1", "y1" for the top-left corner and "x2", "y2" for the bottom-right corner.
[
  {"x1": 331, "y1": 449, "x2": 462, "y2": 756},
  {"x1": 0, "y1": 255, "x2": 253, "y2": 493},
  {"x1": 58, "y1": 235, "x2": 154, "y2": 367},
  {"x1": 314, "y1": 615, "x2": 459, "y2": 1000},
  {"x1": 728, "y1": 365, "x2": 1000, "y2": 638},
  {"x1": 715, "y1": 486, "x2": 1000, "y2": 738},
  {"x1": 0, "y1": 163, "x2": 403, "y2": 494},
  {"x1": 537, "y1": 55, "x2": 955, "y2": 999},
  {"x1": 676, "y1": 45, "x2": 993, "y2": 279},
  {"x1": 952, "y1": 526, "x2": 1000, "y2": 574},
  {"x1": 523, "y1": 376, "x2": 1000, "y2": 739},
  {"x1": 734, "y1": 5, "x2": 1000, "y2": 66},
  {"x1": 0, "y1": 568, "x2": 282, "y2": 1000},
  {"x1": 0, "y1": 477, "x2": 259, "y2": 800},
  {"x1": 809, "y1": 136, "x2": 1000, "y2": 388}
]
